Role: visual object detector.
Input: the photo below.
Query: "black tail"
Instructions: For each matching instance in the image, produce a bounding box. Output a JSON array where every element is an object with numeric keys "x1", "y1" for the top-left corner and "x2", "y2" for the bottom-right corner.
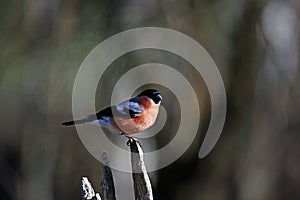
[
  {"x1": 62, "y1": 118, "x2": 91, "y2": 126},
  {"x1": 62, "y1": 120, "x2": 75, "y2": 126}
]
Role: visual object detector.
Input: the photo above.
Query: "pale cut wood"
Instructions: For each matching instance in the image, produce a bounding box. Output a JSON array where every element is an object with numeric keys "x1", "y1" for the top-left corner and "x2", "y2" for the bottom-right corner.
[{"x1": 129, "y1": 139, "x2": 154, "y2": 200}]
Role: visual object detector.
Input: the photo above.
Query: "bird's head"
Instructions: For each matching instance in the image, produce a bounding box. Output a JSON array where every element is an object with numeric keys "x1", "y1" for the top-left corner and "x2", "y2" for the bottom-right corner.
[{"x1": 138, "y1": 89, "x2": 162, "y2": 104}]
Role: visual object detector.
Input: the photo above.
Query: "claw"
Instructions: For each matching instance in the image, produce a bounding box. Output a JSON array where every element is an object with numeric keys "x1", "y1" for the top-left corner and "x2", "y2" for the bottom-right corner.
[{"x1": 124, "y1": 135, "x2": 140, "y2": 146}]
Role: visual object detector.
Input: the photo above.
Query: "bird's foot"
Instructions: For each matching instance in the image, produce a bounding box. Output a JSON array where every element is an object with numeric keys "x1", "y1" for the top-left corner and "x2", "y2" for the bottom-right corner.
[{"x1": 124, "y1": 135, "x2": 140, "y2": 146}]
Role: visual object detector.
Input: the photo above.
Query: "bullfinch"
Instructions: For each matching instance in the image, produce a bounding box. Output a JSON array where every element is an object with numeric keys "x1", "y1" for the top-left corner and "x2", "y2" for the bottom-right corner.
[{"x1": 62, "y1": 89, "x2": 162, "y2": 140}]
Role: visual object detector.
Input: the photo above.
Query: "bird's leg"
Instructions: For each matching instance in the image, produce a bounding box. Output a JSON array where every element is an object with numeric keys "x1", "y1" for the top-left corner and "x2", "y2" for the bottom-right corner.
[{"x1": 120, "y1": 132, "x2": 140, "y2": 146}]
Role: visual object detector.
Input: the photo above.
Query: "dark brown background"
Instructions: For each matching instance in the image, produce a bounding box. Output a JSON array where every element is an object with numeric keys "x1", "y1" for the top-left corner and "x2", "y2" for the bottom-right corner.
[{"x1": 1, "y1": 0, "x2": 300, "y2": 199}]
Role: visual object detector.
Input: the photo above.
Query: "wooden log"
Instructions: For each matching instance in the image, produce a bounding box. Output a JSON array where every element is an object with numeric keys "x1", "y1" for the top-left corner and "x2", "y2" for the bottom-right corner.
[
  {"x1": 81, "y1": 177, "x2": 101, "y2": 200},
  {"x1": 81, "y1": 141, "x2": 153, "y2": 200},
  {"x1": 99, "y1": 152, "x2": 117, "y2": 200},
  {"x1": 128, "y1": 139, "x2": 154, "y2": 200}
]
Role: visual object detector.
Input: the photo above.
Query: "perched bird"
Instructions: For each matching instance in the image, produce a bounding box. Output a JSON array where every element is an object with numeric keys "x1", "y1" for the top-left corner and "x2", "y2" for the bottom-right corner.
[{"x1": 62, "y1": 89, "x2": 162, "y2": 141}]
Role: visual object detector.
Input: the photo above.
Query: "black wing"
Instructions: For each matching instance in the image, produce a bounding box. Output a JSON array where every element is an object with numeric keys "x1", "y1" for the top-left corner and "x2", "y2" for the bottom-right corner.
[{"x1": 96, "y1": 97, "x2": 143, "y2": 119}]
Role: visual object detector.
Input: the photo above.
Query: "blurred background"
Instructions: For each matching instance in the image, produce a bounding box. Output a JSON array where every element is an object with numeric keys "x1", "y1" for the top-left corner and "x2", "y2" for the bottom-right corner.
[{"x1": 1, "y1": 0, "x2": 300, "y2": 199}]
